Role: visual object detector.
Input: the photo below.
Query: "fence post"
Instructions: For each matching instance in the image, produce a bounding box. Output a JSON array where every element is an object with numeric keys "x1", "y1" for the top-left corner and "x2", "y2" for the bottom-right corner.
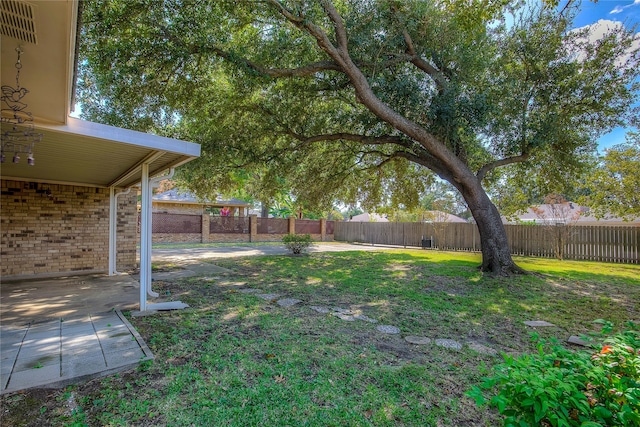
[
  {"x1": 403, "y1": 222, "x2": 406, "y2": 248},
  {"x1": 289, "y1": 217, "x2": 296, "y2": 235},
  {"x1": 201, "y1": 214, "x2": 210, "y2": 243},
  {"x1": 250, "y1": 214, "x2": 257, "y2": 242},
  {"x1": 320, "y1": 218, "x2": 326, "y2": 242}
]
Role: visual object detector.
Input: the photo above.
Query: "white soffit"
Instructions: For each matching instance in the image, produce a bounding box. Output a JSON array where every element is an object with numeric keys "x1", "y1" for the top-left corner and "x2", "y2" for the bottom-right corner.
[{"x1": 1, "y1": 118, "x2": 200, "y2": 188}]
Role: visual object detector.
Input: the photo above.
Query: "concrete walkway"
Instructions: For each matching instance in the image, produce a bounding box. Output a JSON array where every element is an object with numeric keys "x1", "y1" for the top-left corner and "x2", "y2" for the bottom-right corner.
[
  {"x1": 151, "y1": 242, "x2": 387, "y2": 265},
  {"x1": 1, "y1": 310, "x2": 152, "y2": 394}
]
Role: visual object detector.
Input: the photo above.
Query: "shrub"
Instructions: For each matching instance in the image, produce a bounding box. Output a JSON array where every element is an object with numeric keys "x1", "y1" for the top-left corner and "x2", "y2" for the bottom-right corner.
[
  {"x1": 467, "y1": 321, "x2": 640, "y2": 426},
  {"x1": 282, "y1": 233, "x2": 313, "y2": 255}
]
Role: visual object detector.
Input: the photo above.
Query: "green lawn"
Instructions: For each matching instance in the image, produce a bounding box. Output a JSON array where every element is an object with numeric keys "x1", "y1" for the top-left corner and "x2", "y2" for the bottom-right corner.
[{"x1": 3, "y1": 250, "x2": 639, "y2": 426}]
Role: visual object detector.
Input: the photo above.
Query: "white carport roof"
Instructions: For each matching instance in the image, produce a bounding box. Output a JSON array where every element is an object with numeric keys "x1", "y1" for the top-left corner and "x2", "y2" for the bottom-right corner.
[
  {"x1": 1, "y1": 0, "x2": 200, "y2": 187},
  {"x1": 1, "y1": 118, "x2": 200, "y2": 188}
]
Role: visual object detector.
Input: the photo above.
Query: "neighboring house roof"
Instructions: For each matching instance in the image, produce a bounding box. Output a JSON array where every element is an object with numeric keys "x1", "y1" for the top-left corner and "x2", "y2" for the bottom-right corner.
[
  {"x1": 504, "y1": 203, "x2": 640, "y2": 226},
  {"x1": 153, "y1": 190, "x2": 250, "y2": 207},
  {"x1": 349, "y1": 213, "x2": 389, "y2": 222},
  {"x1": 422, "y1": 211, "x2": 468, "y2": 223},
  {"x1": 348, "y1": 211, "x2": 467, "y2": 223},
  {"x1": 0, "y1": 0, "x2": 200, "y2": 188}
]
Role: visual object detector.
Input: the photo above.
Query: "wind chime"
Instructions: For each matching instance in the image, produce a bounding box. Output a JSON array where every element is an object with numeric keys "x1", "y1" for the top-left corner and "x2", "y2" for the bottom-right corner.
[{"x1": 1, "y1": 46, "x2": 43, "y2": 165}]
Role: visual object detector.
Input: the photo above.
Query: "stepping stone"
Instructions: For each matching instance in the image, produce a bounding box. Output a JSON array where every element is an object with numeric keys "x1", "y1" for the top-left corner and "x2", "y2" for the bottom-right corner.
[
  {"x1": 332, "y1": 313, "x2": 356, "y2": 322},
  {"x1": 255, "y1": 293, "x2": 281, "y2": 301},
  {"x1": 220, "y1": 281, "x2": 247, "y2": 287},
  {"x1": 200, "y1": 276, "x2": 220, "y2": 282},
  {"x1": 405, "y1": 336, "x2": 432, "y2": 345},
  {"x1": 567, "y1": 336, "x2": 591, "y2": 347},
  {"x1": 332, "y1": 307, "x2": 354, "y2": 315},
  {"x1": 309, "y1": 306, "x2": 330, "y2": 314},
  {"x1": 435, "y1": 339, "x2": 462, "y2": 351},
  {"x1": 277, "y1": 298, "x2": 302, "y2": 307},
  {"x1": 466, "y1": 342, "x2": 498, "y2": 355},
  {"x1": 524, "y1": 320, "x2": 556, "y2": 327},
  {"x1": 353, "y1": 314, "x2": 378, "y2": 323},
  {"x1": 376, "y1": 325, "x2": 401, "y2": 334},
  {"x1": 238, "y1": 288, "x2": 262, "y2": 294}
]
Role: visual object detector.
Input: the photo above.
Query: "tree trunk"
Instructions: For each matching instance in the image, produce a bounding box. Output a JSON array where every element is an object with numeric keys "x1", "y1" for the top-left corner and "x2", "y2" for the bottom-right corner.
[
  {"x1": 459, "y1": 180, "x2": 526, "y2": 276},
  {"x1": 261, "y1": 202, "x2": 270, "y2": 218}
]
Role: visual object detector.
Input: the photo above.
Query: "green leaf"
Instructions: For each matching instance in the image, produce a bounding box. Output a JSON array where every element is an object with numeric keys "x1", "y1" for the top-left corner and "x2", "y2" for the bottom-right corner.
[{"x1": 593, "y1": 406, "x2": 612, "y2": 419}]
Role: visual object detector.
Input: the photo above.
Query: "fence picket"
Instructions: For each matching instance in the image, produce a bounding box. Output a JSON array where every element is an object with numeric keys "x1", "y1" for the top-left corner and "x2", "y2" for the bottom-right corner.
[{"x1": 334, "y1": 222, "x2": 638, "y2": 264}]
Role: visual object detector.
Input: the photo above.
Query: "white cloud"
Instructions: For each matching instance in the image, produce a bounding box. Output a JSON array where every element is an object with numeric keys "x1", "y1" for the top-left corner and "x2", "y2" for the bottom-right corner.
[
  {"x1": 577, "y1": 19, "x2": 624, "y2": 42},
  {"x1": 610, "y1": 0, "x2": 640, "y2": 14},
  {"x1": 571, "y1": 20, "x2": 640, "y2": 67}
]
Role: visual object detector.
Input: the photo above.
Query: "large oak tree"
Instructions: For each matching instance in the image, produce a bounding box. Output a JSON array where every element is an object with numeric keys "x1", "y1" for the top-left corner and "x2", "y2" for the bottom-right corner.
[{"x1": 77, "y1": 0, "x2": 639, "y2": 274}]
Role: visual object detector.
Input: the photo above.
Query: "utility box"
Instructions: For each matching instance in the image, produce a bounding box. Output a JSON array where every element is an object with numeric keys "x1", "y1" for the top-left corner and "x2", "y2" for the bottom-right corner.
[{"x1": 421, "y1": 236, "x2": 432, "y2": 249}]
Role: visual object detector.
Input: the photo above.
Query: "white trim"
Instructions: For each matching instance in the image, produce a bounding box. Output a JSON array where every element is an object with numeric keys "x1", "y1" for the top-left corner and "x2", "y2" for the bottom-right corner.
[
  {"x1": 35, "y1": 118, "x2": 201, "y2": 157},
  {"x1": 109, "y1": 187, "x2": 116, "y2": 276},
  {"x1": 139, "y1": 163, "x2": 150, "y2": 312},
  {"x1": 0, "y1": 176, "x2": 108, "y2": 188},
  {"x1": 108, "y1": 150, "x2": 166, "y2": 188}
]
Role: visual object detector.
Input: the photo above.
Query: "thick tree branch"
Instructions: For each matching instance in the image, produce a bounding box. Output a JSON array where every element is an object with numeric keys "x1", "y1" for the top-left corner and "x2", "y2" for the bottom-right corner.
[
  {"x1": 401, "y1": 28, "x2": 448, "y2": 91},
  {"x1": 267, "y1": 2, "x2": 471, "y2": 186},
  {"x1": 476, "y1": 152, "x2": 531, "y2": 182},
  {"x1": 391, "y1": 151, "x2": 453, "y2": 182},
  {"x1": 321, "y1": 0, "x2": 349, "y2": 51}
]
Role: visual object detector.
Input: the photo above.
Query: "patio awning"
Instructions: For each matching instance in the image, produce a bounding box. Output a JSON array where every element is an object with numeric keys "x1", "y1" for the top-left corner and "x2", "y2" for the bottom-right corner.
[{"x1": 1, "y1": 118, "x2": 200, "y2": 188}]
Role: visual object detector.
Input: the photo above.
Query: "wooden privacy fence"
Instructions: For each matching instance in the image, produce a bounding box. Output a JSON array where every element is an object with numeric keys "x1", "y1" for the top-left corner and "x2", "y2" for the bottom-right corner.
[{"x1": 334, "y1": 222, "x2": 639, "y2": 264}]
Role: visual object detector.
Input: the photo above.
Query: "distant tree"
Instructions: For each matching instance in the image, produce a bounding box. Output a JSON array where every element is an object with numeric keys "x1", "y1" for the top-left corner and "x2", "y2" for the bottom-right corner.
[
  {"x1": 156, "y1": 179, "x2": 176, "y2": 194},
  {"x1": 581, "y1": 132, "x2": 640, "y2": 221},
  {"x1": 77, "y1": 0, "x2": 639, "y2": 274}
]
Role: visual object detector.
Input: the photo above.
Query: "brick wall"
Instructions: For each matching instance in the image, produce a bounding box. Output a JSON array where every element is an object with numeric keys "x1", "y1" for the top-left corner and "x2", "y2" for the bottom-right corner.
[
  {"x1": 115, "y1": 190, "x2": 138, "y2": 271},
  {"x1": 1, "y1": 180, "x2": 137, "y2": 278}
]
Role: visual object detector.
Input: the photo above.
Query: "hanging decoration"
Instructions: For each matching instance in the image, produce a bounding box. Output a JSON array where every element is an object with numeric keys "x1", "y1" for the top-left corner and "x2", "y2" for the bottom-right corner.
[{"x1": 1, "y1": 46, "x2": 43, "y2": 165}]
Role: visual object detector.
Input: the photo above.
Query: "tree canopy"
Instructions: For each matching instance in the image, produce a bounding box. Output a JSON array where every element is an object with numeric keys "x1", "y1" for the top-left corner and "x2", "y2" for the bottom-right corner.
[
  {"x1": 581, "y1": 132, "x2": 640, "y2": 221},
  {"x1": 77, "y1": 0, "x2": 639, "y2": 274}
]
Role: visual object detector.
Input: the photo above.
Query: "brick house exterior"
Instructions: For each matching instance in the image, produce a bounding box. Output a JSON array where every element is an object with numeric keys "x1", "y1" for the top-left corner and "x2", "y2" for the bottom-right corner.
[{"x1": 1, "y1": 180, "x2": 138, "y2": 278}]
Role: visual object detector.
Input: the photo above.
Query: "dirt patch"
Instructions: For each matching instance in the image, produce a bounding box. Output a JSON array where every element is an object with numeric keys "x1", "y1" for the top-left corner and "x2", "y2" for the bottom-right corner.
[
  {"x1": 0, "y1": 388, "x2": 59, "y2": 427},
  {"x1": 422, "y1": 275, "x2": 475, "y2": 296}
]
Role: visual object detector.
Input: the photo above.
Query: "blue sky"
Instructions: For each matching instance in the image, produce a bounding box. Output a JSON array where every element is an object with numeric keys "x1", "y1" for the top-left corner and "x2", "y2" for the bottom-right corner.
[{"x1": 566, "y1": 0, "x2": 640, "y2": 151}]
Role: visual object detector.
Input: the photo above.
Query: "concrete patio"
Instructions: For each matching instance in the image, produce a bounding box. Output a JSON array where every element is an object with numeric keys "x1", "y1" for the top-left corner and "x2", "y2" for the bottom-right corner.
[{"x1": 0, "y1": 274, "x2": 151, "y2": 394}]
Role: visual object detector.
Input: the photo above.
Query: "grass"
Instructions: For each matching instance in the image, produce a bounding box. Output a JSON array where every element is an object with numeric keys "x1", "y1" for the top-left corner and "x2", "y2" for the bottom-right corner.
[{"x1": 2, "y1": 249, "x2": 638, "y2": 426}]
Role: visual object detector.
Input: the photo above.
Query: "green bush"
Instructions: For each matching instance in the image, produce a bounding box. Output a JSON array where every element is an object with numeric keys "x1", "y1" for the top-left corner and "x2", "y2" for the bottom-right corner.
[
  {"x1": 282, "y1": 233, "x2": 313, "y2": 255},
  {"x1": 467, "y1": 321, "x2": 640, "y2": 426}
]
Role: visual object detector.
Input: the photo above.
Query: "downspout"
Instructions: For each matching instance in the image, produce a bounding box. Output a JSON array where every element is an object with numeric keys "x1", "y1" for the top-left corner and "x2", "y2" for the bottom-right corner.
[
  {"x1": 150, "y1": 168, "x2": 175, "y2": 187},
  {"x1": 108, "y1": 187, "x2": 132, "y2": 275}
]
